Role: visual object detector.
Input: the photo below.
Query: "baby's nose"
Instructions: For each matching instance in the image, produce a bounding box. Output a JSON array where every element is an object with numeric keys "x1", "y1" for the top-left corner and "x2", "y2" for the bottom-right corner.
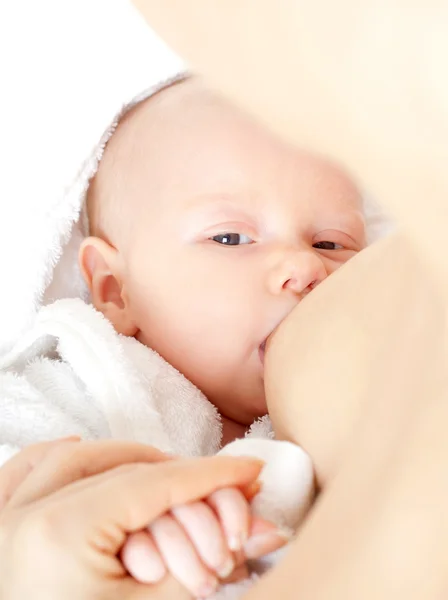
[{"x1": 267, "y1": 250, "x2": 327, "y2": 298}]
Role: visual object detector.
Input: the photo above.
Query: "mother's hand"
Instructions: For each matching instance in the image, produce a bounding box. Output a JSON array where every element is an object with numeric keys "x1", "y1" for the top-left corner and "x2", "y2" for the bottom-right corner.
[{"x1": 0, "y1": 439, "x2": 262, "y2": 600}]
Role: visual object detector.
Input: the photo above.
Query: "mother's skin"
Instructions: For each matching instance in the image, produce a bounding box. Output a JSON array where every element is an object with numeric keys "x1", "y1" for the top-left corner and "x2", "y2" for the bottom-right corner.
[
  {"x1": 134, "y1": 1, "x2": 448, "y2": 598},
  {"x1": 259, "y1": 232, "x2": 448, "y2": 599}
]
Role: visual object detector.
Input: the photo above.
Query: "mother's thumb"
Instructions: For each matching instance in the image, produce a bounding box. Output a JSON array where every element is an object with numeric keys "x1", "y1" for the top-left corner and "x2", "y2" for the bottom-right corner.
[{"x1": 64, "y1": 456, "x2": 264, "y2": 552}]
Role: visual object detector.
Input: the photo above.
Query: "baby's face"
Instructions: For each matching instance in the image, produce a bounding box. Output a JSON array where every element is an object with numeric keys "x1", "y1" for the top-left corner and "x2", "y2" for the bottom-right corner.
[{"x1": 99, "y1": 80, "x2": 365, "y2": 425}]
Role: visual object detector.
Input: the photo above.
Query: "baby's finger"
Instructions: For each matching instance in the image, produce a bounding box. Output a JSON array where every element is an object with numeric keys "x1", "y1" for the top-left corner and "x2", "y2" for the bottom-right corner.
[
  {"x1": 121, "y1": 530, "x2": 167, "y2": 584},
  {"x1": 244, "y1": 517, "x2": 291, "y2": 559},
  {"x1": 240, "y1": 479, "x2": 262, "y2": 501},
  {"x1": 207, "y1": 487, "x2": 250, "y2": 552},
  {"x1": 172, "y1": 501, "x2": 234, "y2": 579},
  {"x1": 206, "y1": 512, "x2": 290, "y2": 567},
  {"x1": 221, "y1": 564, "x2": 250, "y2": 584},
  {"x1": 150, "y1": 513, "x2": 218, "y2": 598}
]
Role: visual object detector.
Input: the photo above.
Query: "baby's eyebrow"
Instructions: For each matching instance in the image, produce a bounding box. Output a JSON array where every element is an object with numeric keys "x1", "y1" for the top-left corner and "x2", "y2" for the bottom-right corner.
[
  {"x1": 323, "y1": 209, "x2": 365, "y2": 229},
  {"x1": 183, "y1": 193, "x2": 256, "y2": 221},
  {"x1": 185, "y1": 191, "x2": 249, "y2": 209},
  {"x1": 180, "y1": 194, "x2": 259, "y2": 238}
]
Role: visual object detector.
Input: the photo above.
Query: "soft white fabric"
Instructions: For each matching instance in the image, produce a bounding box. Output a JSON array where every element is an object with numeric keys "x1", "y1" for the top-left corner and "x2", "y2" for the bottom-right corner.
[
  {"x1": 0, "y1": 298, "x2": 218, "y2": 459},
  {"x1": 0, "y1": 297, "x2": 314, "y2": 598}
]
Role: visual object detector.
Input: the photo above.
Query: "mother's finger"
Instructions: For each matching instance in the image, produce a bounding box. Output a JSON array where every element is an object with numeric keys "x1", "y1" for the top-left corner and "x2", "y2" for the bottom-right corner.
[
  {"x1": 0, "y1": 437, "x2": 80, "y2": 511},
  {"x1": 43, "y1": 456, "x2": 264, "y2": 555},
  {"x1": 7, "y1": 440, "x2": 170, "y2": 509}
]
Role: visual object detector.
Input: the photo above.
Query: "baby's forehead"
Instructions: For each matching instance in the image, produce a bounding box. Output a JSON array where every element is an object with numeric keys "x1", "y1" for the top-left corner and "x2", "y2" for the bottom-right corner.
[{"x1": 90, "y1": 78, "x2": 365, "y2": 241}]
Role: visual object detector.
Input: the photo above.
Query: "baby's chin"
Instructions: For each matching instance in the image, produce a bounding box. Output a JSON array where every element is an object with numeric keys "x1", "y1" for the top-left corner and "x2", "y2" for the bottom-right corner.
[{"x1": 222, "y1": 390, "x2": 268, "y2": 426}]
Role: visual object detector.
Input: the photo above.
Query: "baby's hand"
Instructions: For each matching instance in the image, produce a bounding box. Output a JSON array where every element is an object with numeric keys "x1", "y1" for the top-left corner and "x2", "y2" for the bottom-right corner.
[{"x1": 121, "y1": 486, "x2": 288, "y2": 598}]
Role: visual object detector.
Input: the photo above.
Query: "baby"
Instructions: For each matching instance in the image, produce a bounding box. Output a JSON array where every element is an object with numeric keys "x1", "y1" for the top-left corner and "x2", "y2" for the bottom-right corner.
[
  {"x1": 81, "y1": 75, "x2": 365, "y2": 590},
  {"x1": 0, "y1": 76, "x2": 366, "y2": 596},
  {"x1": 82, "y1": 75, "x2": 365, "y2": 439}
]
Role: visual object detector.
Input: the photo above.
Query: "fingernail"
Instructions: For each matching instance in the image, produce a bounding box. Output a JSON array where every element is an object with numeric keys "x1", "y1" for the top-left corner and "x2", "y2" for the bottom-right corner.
[
  {"x1": 243, "y1": 530, "x2": 291, "y2": 559},
  {"x1": 217, "y1": 556, "x2": 234, "y2": 579},
  {"x1": 228, "y1": 532, "x2": 247, "y2": 552},
  {"x1": 242, "y1": 480, "x2": 262, "y2": 501},
  {"x1": 197, "y1": 577, "x2": 218, "y2": 598}
]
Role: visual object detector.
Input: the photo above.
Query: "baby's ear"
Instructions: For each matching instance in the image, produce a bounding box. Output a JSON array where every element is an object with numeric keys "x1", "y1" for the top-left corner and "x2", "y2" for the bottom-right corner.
[{"x1": 78, "y1": 237, "x2": 138, "y2": 336}]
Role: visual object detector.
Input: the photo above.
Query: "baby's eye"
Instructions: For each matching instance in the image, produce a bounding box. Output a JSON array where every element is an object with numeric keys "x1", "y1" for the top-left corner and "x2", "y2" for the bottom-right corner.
[
  {"x1": 313, "y1": 241, "x2": 343, "y2": 250},
  {"x1": 211, "y1": 233, "x2": 254, "y2": 246}
]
